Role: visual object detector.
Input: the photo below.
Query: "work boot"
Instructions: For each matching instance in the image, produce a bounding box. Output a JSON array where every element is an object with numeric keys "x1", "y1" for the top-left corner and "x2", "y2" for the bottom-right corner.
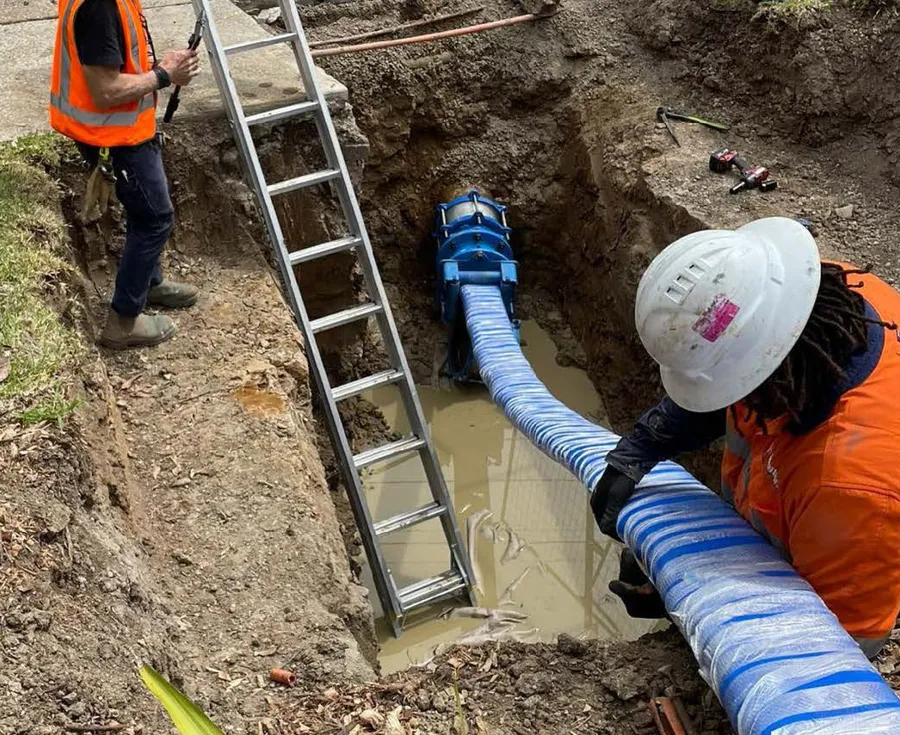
[
  {"x1": 99, "y1": 309, "x2": 177, "y2": 350},
  {"x1": 147, "y1": 279, "x2": 199, "y2": 309}
]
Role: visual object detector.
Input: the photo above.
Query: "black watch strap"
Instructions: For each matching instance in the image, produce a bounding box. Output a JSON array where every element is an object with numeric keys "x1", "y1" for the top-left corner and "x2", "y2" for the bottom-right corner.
[{"x1": 154, "y1": 66, "x2": 171, "y2": 90}]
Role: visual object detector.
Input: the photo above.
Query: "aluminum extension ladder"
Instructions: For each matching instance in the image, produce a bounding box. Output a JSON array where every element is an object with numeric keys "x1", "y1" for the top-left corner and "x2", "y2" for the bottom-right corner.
[{"x1": 190, "y1": 0, "x2": 475, "y2": 634}]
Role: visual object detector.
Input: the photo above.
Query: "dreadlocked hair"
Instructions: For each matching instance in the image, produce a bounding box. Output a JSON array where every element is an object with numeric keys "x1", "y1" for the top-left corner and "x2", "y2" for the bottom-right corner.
[{"x1": 741, "y1": 263, "x2": 896, "y2": 430}]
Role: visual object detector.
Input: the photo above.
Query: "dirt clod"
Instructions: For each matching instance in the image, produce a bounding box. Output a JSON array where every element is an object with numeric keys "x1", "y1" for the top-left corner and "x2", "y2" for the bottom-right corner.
[
  {"x1": 835, "y1": 204, "x2": 855, "y2": 219},
  {"x1": 558, "y1": 633, "x2": 589, "y2": 657}
]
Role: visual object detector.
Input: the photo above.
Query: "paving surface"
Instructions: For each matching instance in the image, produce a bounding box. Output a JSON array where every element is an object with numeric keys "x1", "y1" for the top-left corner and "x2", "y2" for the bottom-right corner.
[{"x1": 0, "y1": 0, "x2": 347, "y2": 141}]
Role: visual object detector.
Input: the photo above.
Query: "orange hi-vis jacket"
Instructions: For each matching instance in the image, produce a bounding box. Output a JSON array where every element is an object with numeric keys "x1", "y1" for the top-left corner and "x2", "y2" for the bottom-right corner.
[
  {"x1": 50, "y1": 0, "x2": 157, "y2": 147},
  {"x1": 722, "y1": 270, "x2": 900, "y2": 652}
]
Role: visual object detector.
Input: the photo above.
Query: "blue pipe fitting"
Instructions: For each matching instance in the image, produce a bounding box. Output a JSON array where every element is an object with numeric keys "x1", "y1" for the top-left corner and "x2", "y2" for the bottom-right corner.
[
  {"x1": 434, "y1": 191, "x2": 519, "y2": 382},
  {"x1": 434, "y1": 190, "x2": 518, "y2": 328}
]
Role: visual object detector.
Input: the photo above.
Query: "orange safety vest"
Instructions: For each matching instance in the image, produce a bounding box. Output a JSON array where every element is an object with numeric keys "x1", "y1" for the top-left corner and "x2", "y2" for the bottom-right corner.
[
  {"x1": 50, "y1": 0, "x2": 157, "y2": 147},
  {"x1": 721, "y1": 270, "x2": 900, "y2": 650}
]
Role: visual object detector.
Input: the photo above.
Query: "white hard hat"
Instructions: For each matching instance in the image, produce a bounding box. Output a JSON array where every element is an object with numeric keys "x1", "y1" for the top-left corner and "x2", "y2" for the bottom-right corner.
[{"x1": 635, "y1": 217, "x2": 821, "y2": 413}]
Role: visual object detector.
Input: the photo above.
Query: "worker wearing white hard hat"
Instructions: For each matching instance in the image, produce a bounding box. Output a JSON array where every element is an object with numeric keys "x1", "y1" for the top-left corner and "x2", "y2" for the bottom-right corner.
[{"x1": 592, "y1": 217, "x2": 900, "y2": 659}]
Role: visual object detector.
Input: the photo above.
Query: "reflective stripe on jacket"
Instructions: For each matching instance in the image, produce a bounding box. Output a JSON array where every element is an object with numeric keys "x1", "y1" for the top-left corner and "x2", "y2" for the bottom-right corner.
[
  {"x1": 722, "y1": 270, "x2": 900, "y2": 648},
  {"x1": 50, "y1": 0, "x2": 156, "y2": 147}
]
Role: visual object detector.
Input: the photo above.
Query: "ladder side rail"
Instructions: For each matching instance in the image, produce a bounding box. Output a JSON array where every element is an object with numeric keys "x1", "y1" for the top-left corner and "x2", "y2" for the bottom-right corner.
[
  {"x1": 277, "y1": 0, "x2": 476, "y2": 596},
  {"x1": 192, "y1": 0, "x2": 404, "y2": 622}
]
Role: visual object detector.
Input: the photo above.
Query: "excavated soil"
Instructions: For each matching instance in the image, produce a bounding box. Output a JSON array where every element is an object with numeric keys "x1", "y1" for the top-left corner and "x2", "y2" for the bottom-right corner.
[
  {"x1": 626, "y1": 0, "x2": 900, "y2": 160},
  {"x1": 4, "y1": 0, "x2": 900, "y2": 733},
  {"x1": 273, "y1": 631, "x2": 732, "y2": 735},
  {"x1": 1, "y1": 120, "x2": 379, "y2": 735}
]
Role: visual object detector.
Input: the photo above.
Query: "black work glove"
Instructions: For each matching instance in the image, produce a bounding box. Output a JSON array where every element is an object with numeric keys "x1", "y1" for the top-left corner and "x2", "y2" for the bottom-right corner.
[
  {"x1": 590, "y1": 465, "x2": 637, "y2": 540},
  {"x1": 608, "y1": 548, "x2": 668, "y2": 620}
]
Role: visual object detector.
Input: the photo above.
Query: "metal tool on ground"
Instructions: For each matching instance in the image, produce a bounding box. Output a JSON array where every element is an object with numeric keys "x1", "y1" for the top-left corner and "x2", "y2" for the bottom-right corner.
[
  {"x1": 163, "y1": 9, "x2": 207, "y2": 124},
  {"x1": 655, "y1": 107, "x2": 730, "y2": 147},
  {"x1": 709, "y1": 147, "x2": 777, "y2": 194},
  {"x1": 192, "y1": 0, "x2": 475, "y2": 635}
]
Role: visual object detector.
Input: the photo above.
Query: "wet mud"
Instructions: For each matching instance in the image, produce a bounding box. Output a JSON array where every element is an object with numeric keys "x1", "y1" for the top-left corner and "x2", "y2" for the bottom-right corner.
[{"x1": 360, "y1": 321, "x2": 661, "y2": 672}]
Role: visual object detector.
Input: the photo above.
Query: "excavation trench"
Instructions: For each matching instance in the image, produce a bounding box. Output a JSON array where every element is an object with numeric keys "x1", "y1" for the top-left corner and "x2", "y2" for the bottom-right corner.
[
  {"x1": 44, "y1": 12, "x2": 726, "y2": 728},
  {"x1": 145, "y1": 60, "x2": 718, "y2": 672},
  {"x1": 0, "y1": 20, "x2": 753, "y2": 735},
  {"x1": 360, "y1": 327, "x2": 663, "y2": 673},
  {"x1": 324, "y1": 89, "x2": 717, "y2": 667}
]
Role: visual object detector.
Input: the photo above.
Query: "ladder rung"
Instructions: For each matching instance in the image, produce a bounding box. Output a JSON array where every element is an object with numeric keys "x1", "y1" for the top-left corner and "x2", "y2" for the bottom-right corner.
[
  {"x1": 332, "y1": 369, "x2": 404, "y2": 402},
  {"x1": 354, "y1": 437, "x2": 425, "y2": 469},
  {"x1": 310, "y1": 302, "x2": 381, "y2": 334},
  {"x1": 268, "y1": 169, "x2": 341, "y2": 197},
  {"x1": 289, "y1": 236, "x2": 362, "y2": 266},
  {"x1": 245, "y1": 100, "x2": 320, "y2": 127},
  {"x1": 375, "y1": 502, "x2": 446, "y2": 537},
  {"x1": 398, "y1": 570, "x2": 468, "y2": 611},
  {"x1": 224, "y1": 32, "x2": 298, "y2": 55}
]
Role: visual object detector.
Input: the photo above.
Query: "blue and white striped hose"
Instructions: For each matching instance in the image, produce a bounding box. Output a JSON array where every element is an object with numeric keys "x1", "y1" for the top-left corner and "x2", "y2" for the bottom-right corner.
[{"x1": 461, "y1": 283, "x2": 900, "y2": 735}]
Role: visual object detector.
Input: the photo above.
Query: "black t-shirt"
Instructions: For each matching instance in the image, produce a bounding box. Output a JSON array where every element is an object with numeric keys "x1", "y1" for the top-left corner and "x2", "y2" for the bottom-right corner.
[{"x1": 74, "y1": 0, "x2": 126, "y2": 68}]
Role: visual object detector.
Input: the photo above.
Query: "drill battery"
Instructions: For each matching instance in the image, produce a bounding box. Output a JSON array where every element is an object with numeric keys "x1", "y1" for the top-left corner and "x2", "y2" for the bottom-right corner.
[{"x1": 709, "y1": 148, "x2": 777, "y2": 194}]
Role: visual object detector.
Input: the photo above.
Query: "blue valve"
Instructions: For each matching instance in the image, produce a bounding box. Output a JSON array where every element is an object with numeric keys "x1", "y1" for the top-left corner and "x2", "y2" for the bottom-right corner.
[{"x1": 434, "y1": 190, "x2": 519, "y2": 381}]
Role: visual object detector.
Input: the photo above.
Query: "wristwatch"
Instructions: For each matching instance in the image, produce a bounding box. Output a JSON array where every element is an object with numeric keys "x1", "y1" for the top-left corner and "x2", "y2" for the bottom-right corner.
[{"x1": 154, "y1": 66, "x2": 171, "y2": 90}]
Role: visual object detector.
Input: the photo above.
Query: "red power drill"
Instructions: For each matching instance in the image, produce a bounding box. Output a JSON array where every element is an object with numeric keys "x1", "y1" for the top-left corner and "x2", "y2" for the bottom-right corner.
[{"x1": 709, "y1": 148, "x2": 777, "y2": 194}]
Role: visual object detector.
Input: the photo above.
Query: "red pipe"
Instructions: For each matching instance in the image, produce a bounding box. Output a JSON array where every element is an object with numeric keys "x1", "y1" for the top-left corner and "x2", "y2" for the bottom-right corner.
[{"x1": 310, "y1": 13, "x2": 543, "y2": 58}]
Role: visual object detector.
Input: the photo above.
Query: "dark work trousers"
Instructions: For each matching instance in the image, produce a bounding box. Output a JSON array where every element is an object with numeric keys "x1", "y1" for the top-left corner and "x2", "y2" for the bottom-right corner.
[{"x1": 77, "y1": 134, "x2": 174, "y2": 317}]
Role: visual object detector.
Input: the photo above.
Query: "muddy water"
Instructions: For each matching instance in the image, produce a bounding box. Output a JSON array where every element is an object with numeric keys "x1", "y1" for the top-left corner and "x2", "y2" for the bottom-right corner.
[{"x1": 361, "y1": 321, "x2": 661, "y2": 672}]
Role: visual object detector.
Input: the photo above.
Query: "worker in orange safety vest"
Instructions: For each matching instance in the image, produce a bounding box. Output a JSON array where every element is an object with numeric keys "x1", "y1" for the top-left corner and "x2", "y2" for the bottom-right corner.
[
  {"x1": 591, "y1": 217, "x2": 900, "y2": 659},
  {"x1": 50, "y1": 0, "x2": 201, "y2": 348}
]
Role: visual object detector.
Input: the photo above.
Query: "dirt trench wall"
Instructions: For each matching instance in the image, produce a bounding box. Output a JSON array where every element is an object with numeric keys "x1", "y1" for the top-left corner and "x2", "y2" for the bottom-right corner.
[
  {"x1": 314, "y1": 47, "x2": 699, "y2": 433},
  {"x1": 534, "y1": 92, "x2": 708, "y2": 431},
  {"x1": 161, "y1": 113, "x2": 383, "y2": 665},
  {"x1": 0, "y1": 380, "x2": 182, "y2": 735},
  {"x1": 305, "y1": 14, "x2": 730, "y2": 485},
  {"x1": 0, "y1": 114, "x2": 390, "y2": 733}
]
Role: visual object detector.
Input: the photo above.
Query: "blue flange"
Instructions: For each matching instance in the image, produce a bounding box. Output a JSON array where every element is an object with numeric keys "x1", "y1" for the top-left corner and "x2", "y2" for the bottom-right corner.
[
  {"x1": 434, "y1": 190, "x2": 519, "y2": 381},
  {"x1": 435, "y1": 190, "x2": 518, "y2": 326}
]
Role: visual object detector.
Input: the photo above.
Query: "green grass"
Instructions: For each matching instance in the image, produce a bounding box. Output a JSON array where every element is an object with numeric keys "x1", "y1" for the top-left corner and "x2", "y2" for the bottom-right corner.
[
  {"x1": 2, "y1": 133, "x2": 76, "y2": 169},
  {"x1": 0, "y1": 133, "x2": 83, "y2": 427},
  {"x1": 17, "y1": 395, "x2": 82, "y2": 428},
  {"x1": 752, "y1": 0, "x2": 832, "y2": 27}
]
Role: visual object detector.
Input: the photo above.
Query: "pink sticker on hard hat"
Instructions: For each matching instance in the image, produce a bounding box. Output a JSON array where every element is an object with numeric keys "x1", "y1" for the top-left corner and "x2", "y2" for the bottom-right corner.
[{"x1": 692, "y1": 295, "x2": 740, "y2": 343}]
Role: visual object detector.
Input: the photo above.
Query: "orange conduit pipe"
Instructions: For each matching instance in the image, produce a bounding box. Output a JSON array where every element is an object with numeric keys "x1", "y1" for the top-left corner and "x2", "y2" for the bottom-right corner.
[
  {"x1": 310, "y1": 13, "x2": 546, "y2": 58},
  {"x1": 308, "y1": 6, "x2": 485, "y2": 49}
]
